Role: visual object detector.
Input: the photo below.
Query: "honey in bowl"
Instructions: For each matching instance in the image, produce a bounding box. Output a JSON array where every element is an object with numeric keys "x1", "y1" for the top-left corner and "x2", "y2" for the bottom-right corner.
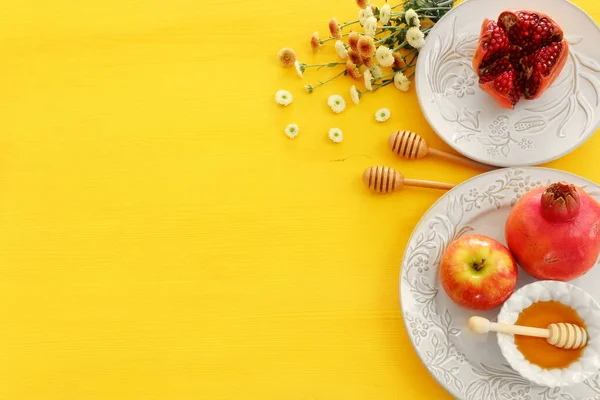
[{"x1": 515, "y1": 301, "x2": 586, "y2": 369}]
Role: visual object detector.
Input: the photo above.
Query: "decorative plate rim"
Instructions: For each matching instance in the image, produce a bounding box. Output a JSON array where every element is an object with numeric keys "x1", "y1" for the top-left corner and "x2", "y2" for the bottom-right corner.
[
  {"x1": 415, "y1": 0, "x2": 600, "y2": 168},
  {"x1": 399, "y1": 166, "x2": 600, "y2": 400}
]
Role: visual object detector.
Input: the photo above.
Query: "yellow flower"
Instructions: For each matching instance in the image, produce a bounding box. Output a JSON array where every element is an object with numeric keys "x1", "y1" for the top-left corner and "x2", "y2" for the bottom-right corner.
[
  {"x1": 364, "y1": 16, "x2": 378, "y2": 37},
  {"x1": 310, "y1": 32, "x2": 321, "y2": 52},
  {"x1": 357, "y1": 35, "x2": 376, "y2": 59},
  {"x1": 355, "y1": 0, "x2": 369, "y2": 9},
  {"x1": 364, "y1": 69, "x2": 373, "y2": 91},
  {"x1": 348, "y1": 31, "x2": 361, "y2": 51},
  {"x1": 328, "y1": 128, "x2": 343, "y2": 143},
  {"x1": 375, "y1": 108, "x2": 391, "y2": 122},
  {"x1": 362, "y1": 55, "x2": 374, "y2": 68},
  {"x1": 329, "y1": 18, "x2": 342, "y2": 40},
  {"x1": 407, "y1": 27, "x2": 426, "y2": 49},
  {"x1": 335, "y1": 40, "x2": 349, "y2": 60},
  {"x1": 394, "y1": 72, "x2": 411, "y2": 92},
  {"x1": 350, "y1": 85, "x2": 361, "y2": 105},
  {"x1": 393, "y1": 52, "x2": 405, "y2": 69},
  {"x1": 348, "y1": 49, "x2": 362, "y2": 66},
  {"x1": 277, "y1": 47, "x2": 297, "y2": 68},
  {"x1": 376, "y1": 45, "x2": 394, "y2": 67},
  {"x1": 275, "y1": 90, "x2": 293, "y2": 106},
  {"x1": 358, "y1": 6, "x2": 374, "y2": 26},
  {"x1": 405, "y1": 9, "x2": 420, "y2": 28},
  {"x1": 284, "y1": 124, "x2": 299, "y2": 139},
  {"x1": 379, "y1": 4, "x2": 391, "y2": 25},
  {"x1": 346, "y1": 61, "x2": 362, "y2": 80}
]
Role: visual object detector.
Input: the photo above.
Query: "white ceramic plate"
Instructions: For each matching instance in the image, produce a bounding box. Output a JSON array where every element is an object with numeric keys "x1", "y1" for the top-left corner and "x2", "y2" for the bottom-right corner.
[
  {"x1": 415, "y1": 0, "x2": 600, "y2": 167},
  {"x1": 400, "y1": 167, "x2": 600, "y2": 399}
]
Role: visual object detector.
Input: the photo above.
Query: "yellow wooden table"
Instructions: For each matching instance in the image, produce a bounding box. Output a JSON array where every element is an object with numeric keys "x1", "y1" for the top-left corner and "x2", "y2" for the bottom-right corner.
[{"x1": 1, "y1": 0, "x2": 600, "y2": 398}]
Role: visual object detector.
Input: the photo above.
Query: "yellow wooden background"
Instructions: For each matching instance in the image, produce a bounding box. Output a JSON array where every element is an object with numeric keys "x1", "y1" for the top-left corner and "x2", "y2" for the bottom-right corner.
[{"x1": 1, "y1": 0, "x2": 600, "y2": 398}]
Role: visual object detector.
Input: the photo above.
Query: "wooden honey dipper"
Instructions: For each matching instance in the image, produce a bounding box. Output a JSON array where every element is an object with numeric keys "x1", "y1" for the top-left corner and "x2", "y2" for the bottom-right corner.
[
  {"x1": 468, "y1": 316, "x2": 588, "y2": 350},
  {"x1": 362, "y1": 165, "x2": 455, "y2": 193},
  {"x1": 388, "y1": 131, "x2": 495, "y2": 171}
]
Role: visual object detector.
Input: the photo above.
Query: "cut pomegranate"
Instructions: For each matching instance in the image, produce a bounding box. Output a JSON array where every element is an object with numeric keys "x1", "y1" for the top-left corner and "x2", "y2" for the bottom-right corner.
[
  {"x1": 473, "y1": 10, "x2": 569, "y2": 109},
  {"x1": 479, "y1": 59, "x2": 521, "y2": 109}
]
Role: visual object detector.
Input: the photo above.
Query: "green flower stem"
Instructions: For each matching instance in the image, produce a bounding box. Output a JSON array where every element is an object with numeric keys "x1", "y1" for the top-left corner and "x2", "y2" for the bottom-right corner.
[
  {"x1": 303, "y1": 62, "x2": 345, "y2": 69},
  {"x1": 320, "y1": 33, "x2": 350, "y2": 45},
  {"x1": 340, "y1": 20, "x2": 360, "y2": 29},
  {"x1": 305, "y1": 69, "x2": 346, "y2": 93},
  {"x1": 414, "y1": 6, "x2": 452, "y2": 11},
  {"x1": 392, "y1": 40, "x2": 408, "y2": 52},
  {"x1": 377, "y1": 63, "x2": 417, "y2": 81}
]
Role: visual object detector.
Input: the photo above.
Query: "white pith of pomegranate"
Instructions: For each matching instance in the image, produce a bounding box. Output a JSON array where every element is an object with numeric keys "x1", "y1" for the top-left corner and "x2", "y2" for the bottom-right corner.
[{"x1": 472, "y1": 10, "x2": 569, "y2": 109}]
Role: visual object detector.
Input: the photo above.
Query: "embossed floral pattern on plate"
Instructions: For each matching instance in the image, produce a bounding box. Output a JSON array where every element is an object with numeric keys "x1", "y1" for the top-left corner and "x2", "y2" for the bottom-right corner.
[
  {"x1": 416, "y1": 0, "x2": 600, "y2": 167},
  {"x1": 400, "y1": 167, "x2": 600, "y2": 400}
]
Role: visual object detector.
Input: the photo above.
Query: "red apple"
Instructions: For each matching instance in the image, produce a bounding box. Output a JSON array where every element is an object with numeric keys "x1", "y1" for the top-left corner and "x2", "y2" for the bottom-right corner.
[{"x1": 440, "y1": 234, "x2": 518, "y2": 311}]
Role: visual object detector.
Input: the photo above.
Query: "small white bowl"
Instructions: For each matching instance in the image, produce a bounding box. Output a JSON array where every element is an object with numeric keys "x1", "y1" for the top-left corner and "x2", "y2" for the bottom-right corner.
[{"x1": 497, "y1": 280, "x2": 600, "y2": 387}]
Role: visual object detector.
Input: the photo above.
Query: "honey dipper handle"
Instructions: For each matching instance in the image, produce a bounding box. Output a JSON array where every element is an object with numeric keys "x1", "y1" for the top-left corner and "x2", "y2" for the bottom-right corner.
[
  {"x1": 468, "y1": 316, "x2": 550, "y2": 338},
  {"x1": 428, "y1": 148, "x2": 496, "y2": 171},
  {"x1": 403, "y1": 178, "x2": 455, "y2": 191}
]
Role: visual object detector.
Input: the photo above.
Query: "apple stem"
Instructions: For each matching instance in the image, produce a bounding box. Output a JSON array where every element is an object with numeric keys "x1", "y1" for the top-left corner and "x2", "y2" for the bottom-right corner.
[{"x1": 473, "y1": 258, "x2": 486, "y2": 272}]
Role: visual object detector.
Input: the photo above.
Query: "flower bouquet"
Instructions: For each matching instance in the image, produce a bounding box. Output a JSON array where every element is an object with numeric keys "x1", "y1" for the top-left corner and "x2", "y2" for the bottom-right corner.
[{"x1": 278, "y1": 0, "x2": 456, "y2": 102}]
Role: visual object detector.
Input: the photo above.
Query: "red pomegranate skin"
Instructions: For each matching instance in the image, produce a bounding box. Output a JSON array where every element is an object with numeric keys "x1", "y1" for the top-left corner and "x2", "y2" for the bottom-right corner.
[{"x1": 505, "y1": 184, "x2": 600, "y2": 281}]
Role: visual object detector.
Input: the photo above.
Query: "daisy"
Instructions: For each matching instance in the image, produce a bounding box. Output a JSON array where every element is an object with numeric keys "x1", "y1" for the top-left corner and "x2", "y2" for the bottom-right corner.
[
  {"x1": 358, "y1": 6, "x2": 373, "y2": 26},
  {"x1": 348, "y1": 31, "x2": 361, "y2": 51},
  {"x1": 345, "y1": 60, "x2": 362, "y2": 80},
  {"x1": 329, "y1": 18, "x2": 342, "y2": 40},
  {"x1": 379, "y1": 4, "x2": 391, "y2": 25},
  {"x1": 357, "y1": 35, "x2": 376, "y2": 59},
  {"x1": 405, "y1": 9, "x2": 420, "y2": 28},
  {"x1": 375, "y1": 108, "x2": 391, "y2": 122},
  {"x1": 329, "y1": 128, "x2": 343, "y2": 143},
  {"x1": 348, "y1": 49, "x2": 362, "y2": 66},
  {"x1": 356, "y1": 0, "x2": 369, "y2": 9},
  {"x1": 364, "y1": 16, "x2": 378, "y2": 37},
  {"x1": 294, "y1": 60, "x2": 304, "y2": 78},
  {"x1": 278, "y1": 47, "x2": 297, "y2": 68},
  {"x1": 335, "y1": 40, "x2": 348, "y2": 59},
  {"x1": 407, "y1": 27, "x2": 426, "y2": 49},
  {"x1": 311, "y1": 32, "x2": 321, "y2": 52},
  {"x1": 285, "y1": 124, "x2": 299, "y2": 139},
  {"x1": 350, "y1": 85, "x2": 362, "y2": 104},
  {"x1": 362, "y1": 56, "x2": 374, "y2": 68},
  {"x1": 370, "y1": 65, "x2": 383, "y2": 79},
  {"x1": 376, "y1": 45, "x2": 394, "y2": 67},
  {"x1": 364, "y1": 69, "x2": 373, "y2": 91},
  {"x1": 275, "y1": 90, "x2": 293, "y2": 106},
  {"x1": 394, "y1": 72, "x2": 411, "y2": 92},
  {"x1": 328, "y1": 94, "x2": 346, "y2": 114}
]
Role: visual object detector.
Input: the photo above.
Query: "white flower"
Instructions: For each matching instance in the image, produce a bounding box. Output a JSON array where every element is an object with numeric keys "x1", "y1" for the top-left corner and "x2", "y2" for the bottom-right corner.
[
  {"x1": 376, "y1": 45, "x2": 394, "y2": 67},
  {"x1": 364, "y1": 69, "x2": 373, "y2": 91},
  {"x1": 370, "y1": 65, "x2": 383, "y2": 79},
  {"x1": 284, "y1": 124, "x2": 299, "y2": 138},
  {"x1": 335, "y1": 40, "x2": 348, "y2": 60},
  {"x1": 364, "y1": 16, "x2": 378, "y2": 36},
  {"x1": 275, "y1": 90, "x2": 293, "y2": 106},
  {"x1": 407, "y1": 26, "x2": 426, "y2": 49},
  {"x1": 328, "y1": 94, "x2": 346, "y2": 113},
  {"x1": 328, "y1": 128, "x2": 343, "y2": 143},
  {"x1": 358, "y1": 7, "x2": 374, "y2": 26},
  {"x1": 375, "y1": 108, "x2": 391, "y2": 122},
  {"x1": 405, "y1": 9, "x2": 420, "y2": 27},
  {"x1": 294, "y1": 60, "x2": 304, "y2": 78},
  {"x1": 380, "y1": 4, "x2": 391, "y2": 25},
  {"x1": 394, "y1": 72, "x2": 411, "y2": 92},
  {"x1": 350, "y1": 85, "x2": 361, "y2": 104}
]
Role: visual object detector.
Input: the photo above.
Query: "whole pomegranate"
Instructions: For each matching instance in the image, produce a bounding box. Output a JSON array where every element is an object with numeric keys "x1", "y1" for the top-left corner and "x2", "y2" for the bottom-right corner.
[
  {"x1": 505, "y1": 182, "x2": 600, "y2": 281},
  {"x1": 472, "y1": 10, "x2": 569, "y2": 109}
]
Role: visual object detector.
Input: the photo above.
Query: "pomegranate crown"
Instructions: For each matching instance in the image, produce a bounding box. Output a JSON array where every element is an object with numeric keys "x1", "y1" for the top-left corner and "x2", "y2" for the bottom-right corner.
[{"x1": 540, "y1": 181, "x2": 580, "y2": 221}]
